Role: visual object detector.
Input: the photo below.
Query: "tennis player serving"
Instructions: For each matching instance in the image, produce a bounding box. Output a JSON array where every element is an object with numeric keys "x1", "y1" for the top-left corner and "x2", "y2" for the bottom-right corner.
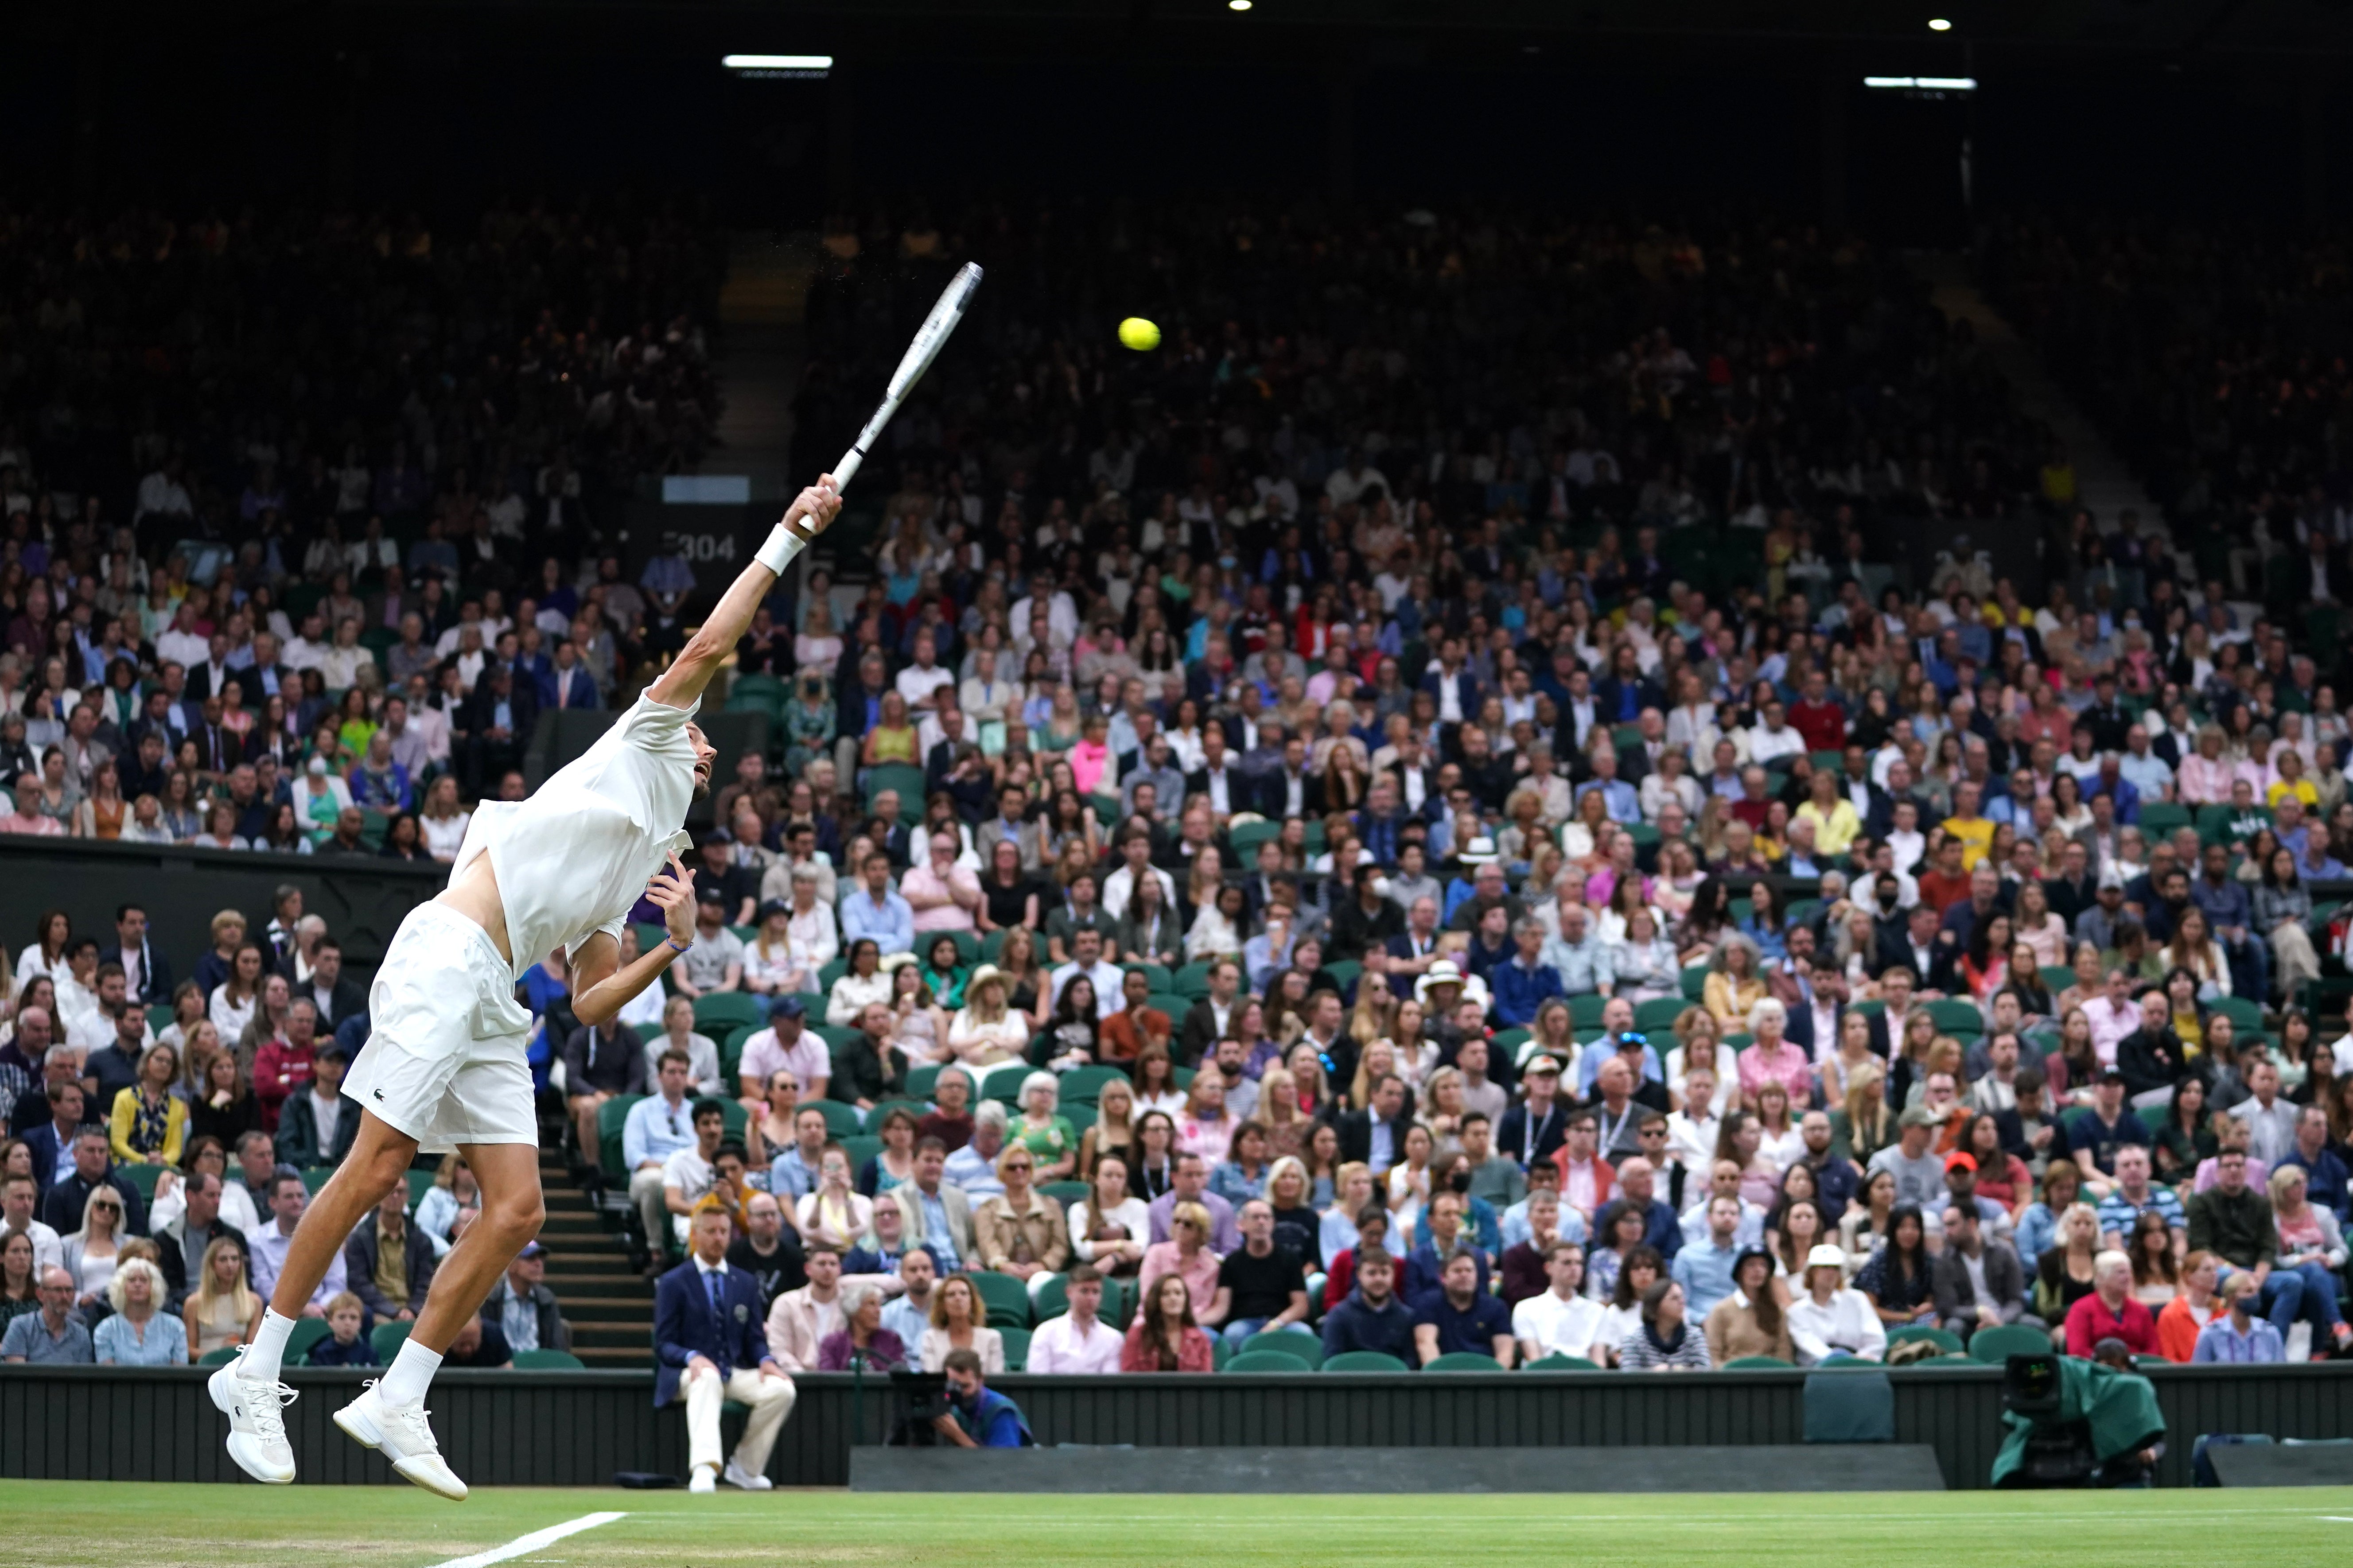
[{"x1": 210, "y1": 476, "x2": 844, "y2": 1498}]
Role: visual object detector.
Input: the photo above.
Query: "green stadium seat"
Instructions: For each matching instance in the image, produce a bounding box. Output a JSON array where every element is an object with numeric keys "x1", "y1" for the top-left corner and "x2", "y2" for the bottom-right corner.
[
  {"x1": 1322, "y1": 960, "x2": 1362, "y2": 992},
  {"x1": 1680, "y1": 965, "x2": 1709, "y2": 1000},
  {"x1": 1490, "y1": 1028, "x2": 1532, "y2": 1062},
  {"x1": 514, "y1": 1348, "x2": 587, "y2": 1370},
  {"x1": 199, "y1": 1347, "x2": 240, "y2": 1366},
  {"x1": 405, "y1": 1169, "x2": 438, "y2": 1211},
  {"x1": 1032, "y1": 1273, "x2": 1070, "y2": 1322},
  {"x1": 817, "y1": 959, "x2": 849, "y2": 993},
  {"x1": 839, "y1": 1134, "x2": 883, "y2": 1172},
  {"x1": 117, "y1": 1163, "x2": 164, "y2": 1199},
  {"x1": 806, "y1": 1100, "x2": 863, "y2": 1137},
  {"x1": 1421, "y1": 1351, "x2": 1501, "y2": 1373},
  {"x1": 1522, "y1": 1354, "x2": 1602, "y2": 1372},
  {"x1": 2137, "y1": 802, "x2": 2192, "y2": 841},
  {"x1": 1221, "y1": 1350, "x2": 1309, "y2": 1374},
  {"x1": 285, "y1": 1319, "x2": 333, "y2": 1364},
  {"x1": 1037, "y1": 1180, "x2": 1090, "y2": 1207},
  {"x1": 1924, "y1": 999, "x2": 1983, "y2": 1037},
  {"x1": 1227, "y1": 821, "x2": 1280, "y2": 856},
  {"x1": 300, "y1": 1166, "x2": 335, "y2": 1195},
  {"x1": 1966, "y1": 1324, "x2": 2053, "y2": 1364},
  {"x1": 1634, "y1": 997, "x2": 1687, "y2": 1033},
  {"x1": 998, "y1": 1327, "x2": 1031, "y2": 1372},
  {"x1": 599, "y1": 1094, "x2": 646, "y2": 1185},
  {"x1": 2209, "y1": 995, "x2": 2264, "y2": 1032},
  {"x1": 371, "y1": 1320, "x2": 414, "y2": 1362},
  {"x1": 863, "y1": 763, "x2": 927, "y2": 813},
  {"x1": 1172, "y1": 962, "x2": 1216, "y2": 997},
  {"x1": 904, "y1": 1063, "x2": 941, "y2": 1100},
  {"x1": 1567, "y1": 995, "x2": 1607, "y2": 1030},
  {"x1": 694, "y1": 993, "x2": 769, "y2": 1036},
  {"x1": 2038, "y1": 966, "x2": 2076, "y2": 994},
  {"x1": 1242, "y1": 1331, "x2": 1321, "y2": 1368},
  {"x1": 1058, "y1": 1065, "x2": 1128, "y2": 1106},
  {"x1": 146, "y1": 1004, "x2": 176, "y2": 1037},
  {"x1": 1120, "y1": 962, "x2": 1174, "y2": 990},
  {"x1": 970, "y1": 1271, "x2": 1033, "y2": 1329},
  {"x1": 1723, "y1": 1355, "x2": 1796, "y2": 1369}
]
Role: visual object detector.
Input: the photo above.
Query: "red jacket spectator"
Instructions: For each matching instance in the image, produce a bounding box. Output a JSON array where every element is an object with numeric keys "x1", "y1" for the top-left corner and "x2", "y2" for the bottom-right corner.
[
  {"x1": 2064, "y1": 1289, "x2": 2158, "y2": 1358},
  {"x1": 1120, "y1": 1317, "x2": 1214, "y2": 1372},
  {"x1": 252, "y1": 1038, "x2": 317, "y2": 1131},
  {"x1": 1788, "y1": 698, "x2": 1847, "y2": 752}
]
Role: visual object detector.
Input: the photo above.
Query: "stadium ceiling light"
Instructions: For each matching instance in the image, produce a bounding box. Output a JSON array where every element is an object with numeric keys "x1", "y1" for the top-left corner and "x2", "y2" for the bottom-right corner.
[
  {"x1": 723, "y1": 54, "x2": 833, "y2": 78},
  {"x1": 1863, "y1": 75, "x2": 1977, "y2": 91},
  {"x1": 1928, "y1": 17, "x2": 1953, "y2": 29},
  {"x1": 1229, "y1": 0, "x2": 1254, "y2": 10}
]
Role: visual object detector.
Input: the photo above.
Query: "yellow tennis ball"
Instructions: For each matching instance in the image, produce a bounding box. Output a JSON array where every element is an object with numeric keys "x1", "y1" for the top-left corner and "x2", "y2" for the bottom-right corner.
[{"x1": 1118, "y1": 316, "x2": 1161, "y2": 351}]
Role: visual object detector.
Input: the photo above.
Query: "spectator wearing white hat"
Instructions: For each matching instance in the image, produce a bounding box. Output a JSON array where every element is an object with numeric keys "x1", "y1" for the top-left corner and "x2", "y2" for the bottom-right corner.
[{"x1": 1786, "y1": 1245, "x2": 1886, "y2": 1365}]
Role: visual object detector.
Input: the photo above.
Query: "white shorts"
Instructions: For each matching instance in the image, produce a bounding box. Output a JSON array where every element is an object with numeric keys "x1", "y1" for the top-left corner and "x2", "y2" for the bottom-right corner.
[{"x1": 343, "y1": 900, "x2": 537, "y2": 1154}]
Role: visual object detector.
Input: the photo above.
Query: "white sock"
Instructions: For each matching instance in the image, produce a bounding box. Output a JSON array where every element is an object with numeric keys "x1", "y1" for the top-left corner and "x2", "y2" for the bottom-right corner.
[
  {"x1": 378, "y1": 1338, "x2": 444, "y2": 1409},
  {"x1": 248, "y1": 1308, "x2": 297, "y2": 1382}
]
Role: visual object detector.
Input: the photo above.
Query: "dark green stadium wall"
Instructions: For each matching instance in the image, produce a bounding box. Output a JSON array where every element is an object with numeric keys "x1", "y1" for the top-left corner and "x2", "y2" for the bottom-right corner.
[{"x1": 5, "y1": 1364, "x2": 2349, "y2": 1490}]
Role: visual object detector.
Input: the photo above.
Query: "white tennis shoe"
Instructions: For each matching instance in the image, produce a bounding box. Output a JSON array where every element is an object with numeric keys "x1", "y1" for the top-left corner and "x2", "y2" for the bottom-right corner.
[
  {"x1": 210, "y1": 1349, "x2": 299, "y2": 1484},
  {"x1": 334, "y1": 1383, "x2": 468, "y2": 1500},
  {"x1": 723, "y1": 1460, "x2": 774, "y2": 1490}
]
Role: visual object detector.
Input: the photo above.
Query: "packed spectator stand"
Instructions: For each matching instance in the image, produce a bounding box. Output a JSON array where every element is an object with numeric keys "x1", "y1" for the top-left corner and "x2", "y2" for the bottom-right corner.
[{"x1": 2, "y1": 202, "x2": 2350, "y2": 1391}]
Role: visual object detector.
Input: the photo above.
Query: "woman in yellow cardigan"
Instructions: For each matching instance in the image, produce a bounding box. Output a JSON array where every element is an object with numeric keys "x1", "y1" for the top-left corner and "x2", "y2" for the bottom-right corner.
[{"x1": 109, "y1": 1041, "x2": 187, "y2": 1167}]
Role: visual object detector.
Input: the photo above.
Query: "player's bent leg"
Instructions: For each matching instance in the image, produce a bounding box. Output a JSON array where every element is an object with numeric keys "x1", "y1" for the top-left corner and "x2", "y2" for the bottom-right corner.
[
  {"x1": 212, "y1": 1112, "x2": 417, "y2": 1486},
  {"x1": 335, "y1": 1141, "x2": 541, "y2": 1501}
]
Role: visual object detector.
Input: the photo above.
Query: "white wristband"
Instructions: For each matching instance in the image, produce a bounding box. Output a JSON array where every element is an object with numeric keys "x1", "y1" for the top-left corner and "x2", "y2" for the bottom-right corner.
[{"x1": 755, "y1": 521, "x2": 809, "y2": 575}]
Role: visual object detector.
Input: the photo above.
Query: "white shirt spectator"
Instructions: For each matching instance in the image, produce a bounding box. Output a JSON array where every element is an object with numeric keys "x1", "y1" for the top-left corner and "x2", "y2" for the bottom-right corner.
[
  {"x1": 1023, "y1": 1311, "x2": 1124, "y2": 1374},
  {"x1": 1512, "y1": 1287, "x2": 1608, "y2": 1362},
  {"x1": 1101, "y1": 862, "x2": 1178, "y2": 922},
  {"x1": 1049, "y1": 959, "x2": 1127, "y2": 1019},
  {"x1": 1786, "y1": 1287, "x2": 1887, "y2": 1365}
]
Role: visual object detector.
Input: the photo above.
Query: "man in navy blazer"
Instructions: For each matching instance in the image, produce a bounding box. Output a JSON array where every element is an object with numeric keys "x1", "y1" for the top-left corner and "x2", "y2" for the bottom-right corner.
[
  {"x1": 1416, "y1": 638, "x2": 1482, "y2": 734},
  {"x1": 537, "y1": 642, "x2": 602, "y2": 711},
  {"x1": 654, "y1": 1202, "x2": 797, "y2": 1493}
]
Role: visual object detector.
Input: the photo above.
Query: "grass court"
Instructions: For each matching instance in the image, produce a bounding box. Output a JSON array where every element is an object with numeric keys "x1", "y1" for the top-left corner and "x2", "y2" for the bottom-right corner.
[{"x1": 4, "y1": 1483, "x2": 2352, "y2": 1568}]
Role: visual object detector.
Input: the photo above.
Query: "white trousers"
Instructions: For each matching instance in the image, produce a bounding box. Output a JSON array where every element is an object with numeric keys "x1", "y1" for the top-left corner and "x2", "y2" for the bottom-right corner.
[{"x1": 684, "y1": 1364, "x2": 796, "y2": 1478}]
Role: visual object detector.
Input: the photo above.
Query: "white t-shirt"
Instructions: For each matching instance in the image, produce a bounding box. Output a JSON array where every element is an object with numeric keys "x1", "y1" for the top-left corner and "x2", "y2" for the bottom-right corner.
[
  {"x1": 453, "y1": 691, "x2": 696, "y2": 976},
  {"x1": 1512, "y1": 1289, "x2": 1608, "y2": 1362},
  {"x1": 1024, "y1": 1313, "x2": 1124, "y2": 1374}
]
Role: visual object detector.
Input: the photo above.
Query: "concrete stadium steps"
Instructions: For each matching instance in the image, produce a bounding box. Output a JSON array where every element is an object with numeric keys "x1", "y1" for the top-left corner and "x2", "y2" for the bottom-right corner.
[{"x1": 537, "y1": 1150, "x2": 654, "y2": 1366}]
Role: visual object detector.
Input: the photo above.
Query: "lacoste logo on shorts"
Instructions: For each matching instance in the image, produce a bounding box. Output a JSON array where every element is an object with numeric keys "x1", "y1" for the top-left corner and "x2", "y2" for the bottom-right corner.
[{"x1": 373, "y1": 1090, "x2": 385, "y2": 1101}]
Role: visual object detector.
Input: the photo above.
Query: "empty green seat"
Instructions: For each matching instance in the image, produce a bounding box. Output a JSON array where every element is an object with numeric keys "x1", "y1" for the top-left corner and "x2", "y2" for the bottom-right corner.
[
  {"x1": 1422, "y1": 1351, "x2": 1502, "y2": 1373},
  {"x1": 1523, "y1": 1354, "x2": 1602, "y2": 1372},
  {"x1": 970, "y1": 1271, "x2": 1034, "y2": 1329},
  {"x1": 1221, "y1": 1351, "x2": 1310, "y2": 1374},
  {"x1": 694, "y1": 993, "x2": 768, "y2": 1036},
  {"x1": 1886, "y1": 1324, "x2": 1964, "y2": 1356},
  {"x1": 370, "y1": 1320, "x2": 414, "y2": 1361},
  {"x1": 1322, "y1": 1350, "x2": 1410, "y2": 1374},
  {"x1": 1241, "y1": 1331, "x2": 1321, "y2": 1368},
  {"x1": 514, "y1": 1348, "x2": 586, "y2": 1370},
  {"x1": 1967, "y1": 1324, "x2": 2051, "y2": 1363}
]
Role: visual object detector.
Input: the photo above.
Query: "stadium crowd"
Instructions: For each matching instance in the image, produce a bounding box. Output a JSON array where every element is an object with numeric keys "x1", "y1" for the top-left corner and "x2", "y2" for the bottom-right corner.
[{"x1": 2, "y1": 203, "x2": 2351, "y2": 1388}]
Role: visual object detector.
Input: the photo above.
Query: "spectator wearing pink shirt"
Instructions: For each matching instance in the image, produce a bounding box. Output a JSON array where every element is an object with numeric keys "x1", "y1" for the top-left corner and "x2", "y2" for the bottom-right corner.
[
  {"x1": 900, "y1": 830, "x2": 982, "y2": 934},
  {"x1": 1735, "y1": 998, "x2": 1813, "y2": 1111}
]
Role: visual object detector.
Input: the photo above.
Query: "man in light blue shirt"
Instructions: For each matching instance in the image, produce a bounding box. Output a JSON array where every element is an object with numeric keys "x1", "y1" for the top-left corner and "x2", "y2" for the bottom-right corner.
[
  {"x1": 624, "y1": 1052, "x2": 701, "y2": 1250},
  {"x1": 879, "y1": 1248, "x2": 938, "y2": 1346},
  {"x1": 1670, "y1": 1195, "x2": 1744, "y2": 1320},
  {"x1": 1574, "y1": 1002, "x2": 1664, "y2": 1093},
  {"x1": 1573, "y1": 750, "x2": 1641, "y2": 826},
  {"x1": 1540, "y1": 904, "x2": 1613, "y2": 997},
  {"x1": 839, "y1": 852, "x2": 915, "y2": 957},
  {"x1": 2116, "y1": 727, "x2": 2174, "y2": 806},
  {"x1": 2192, "y1": 1276, "x2": 2284, "y2": 1363}
]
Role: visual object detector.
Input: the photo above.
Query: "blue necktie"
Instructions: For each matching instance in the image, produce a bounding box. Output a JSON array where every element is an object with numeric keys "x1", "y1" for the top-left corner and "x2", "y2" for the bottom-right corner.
[{"x1": 705, "y1": 1271, "x2": 730, "y2": 1376}]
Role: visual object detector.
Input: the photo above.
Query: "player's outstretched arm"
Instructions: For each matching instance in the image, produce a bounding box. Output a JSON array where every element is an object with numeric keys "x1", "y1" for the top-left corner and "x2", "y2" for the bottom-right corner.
[{"x1": 647, "y1": 474, "x2": 842, "y2": 711}]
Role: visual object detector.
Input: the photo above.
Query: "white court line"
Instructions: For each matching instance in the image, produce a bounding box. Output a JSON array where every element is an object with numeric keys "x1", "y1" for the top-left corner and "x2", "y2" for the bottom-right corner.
[{"x1": 424, "y1": 1511, "x2": 627, "y2": 1568}]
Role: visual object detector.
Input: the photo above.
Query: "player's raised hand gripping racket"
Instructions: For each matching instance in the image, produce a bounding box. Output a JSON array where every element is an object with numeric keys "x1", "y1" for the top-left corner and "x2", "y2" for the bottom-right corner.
[
  {"x1": 833, "y1": 261, "x2": 984, "y2": 493},
  {"x1": 758, "y1": 262, "x2": 981, "y2": 574}
]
